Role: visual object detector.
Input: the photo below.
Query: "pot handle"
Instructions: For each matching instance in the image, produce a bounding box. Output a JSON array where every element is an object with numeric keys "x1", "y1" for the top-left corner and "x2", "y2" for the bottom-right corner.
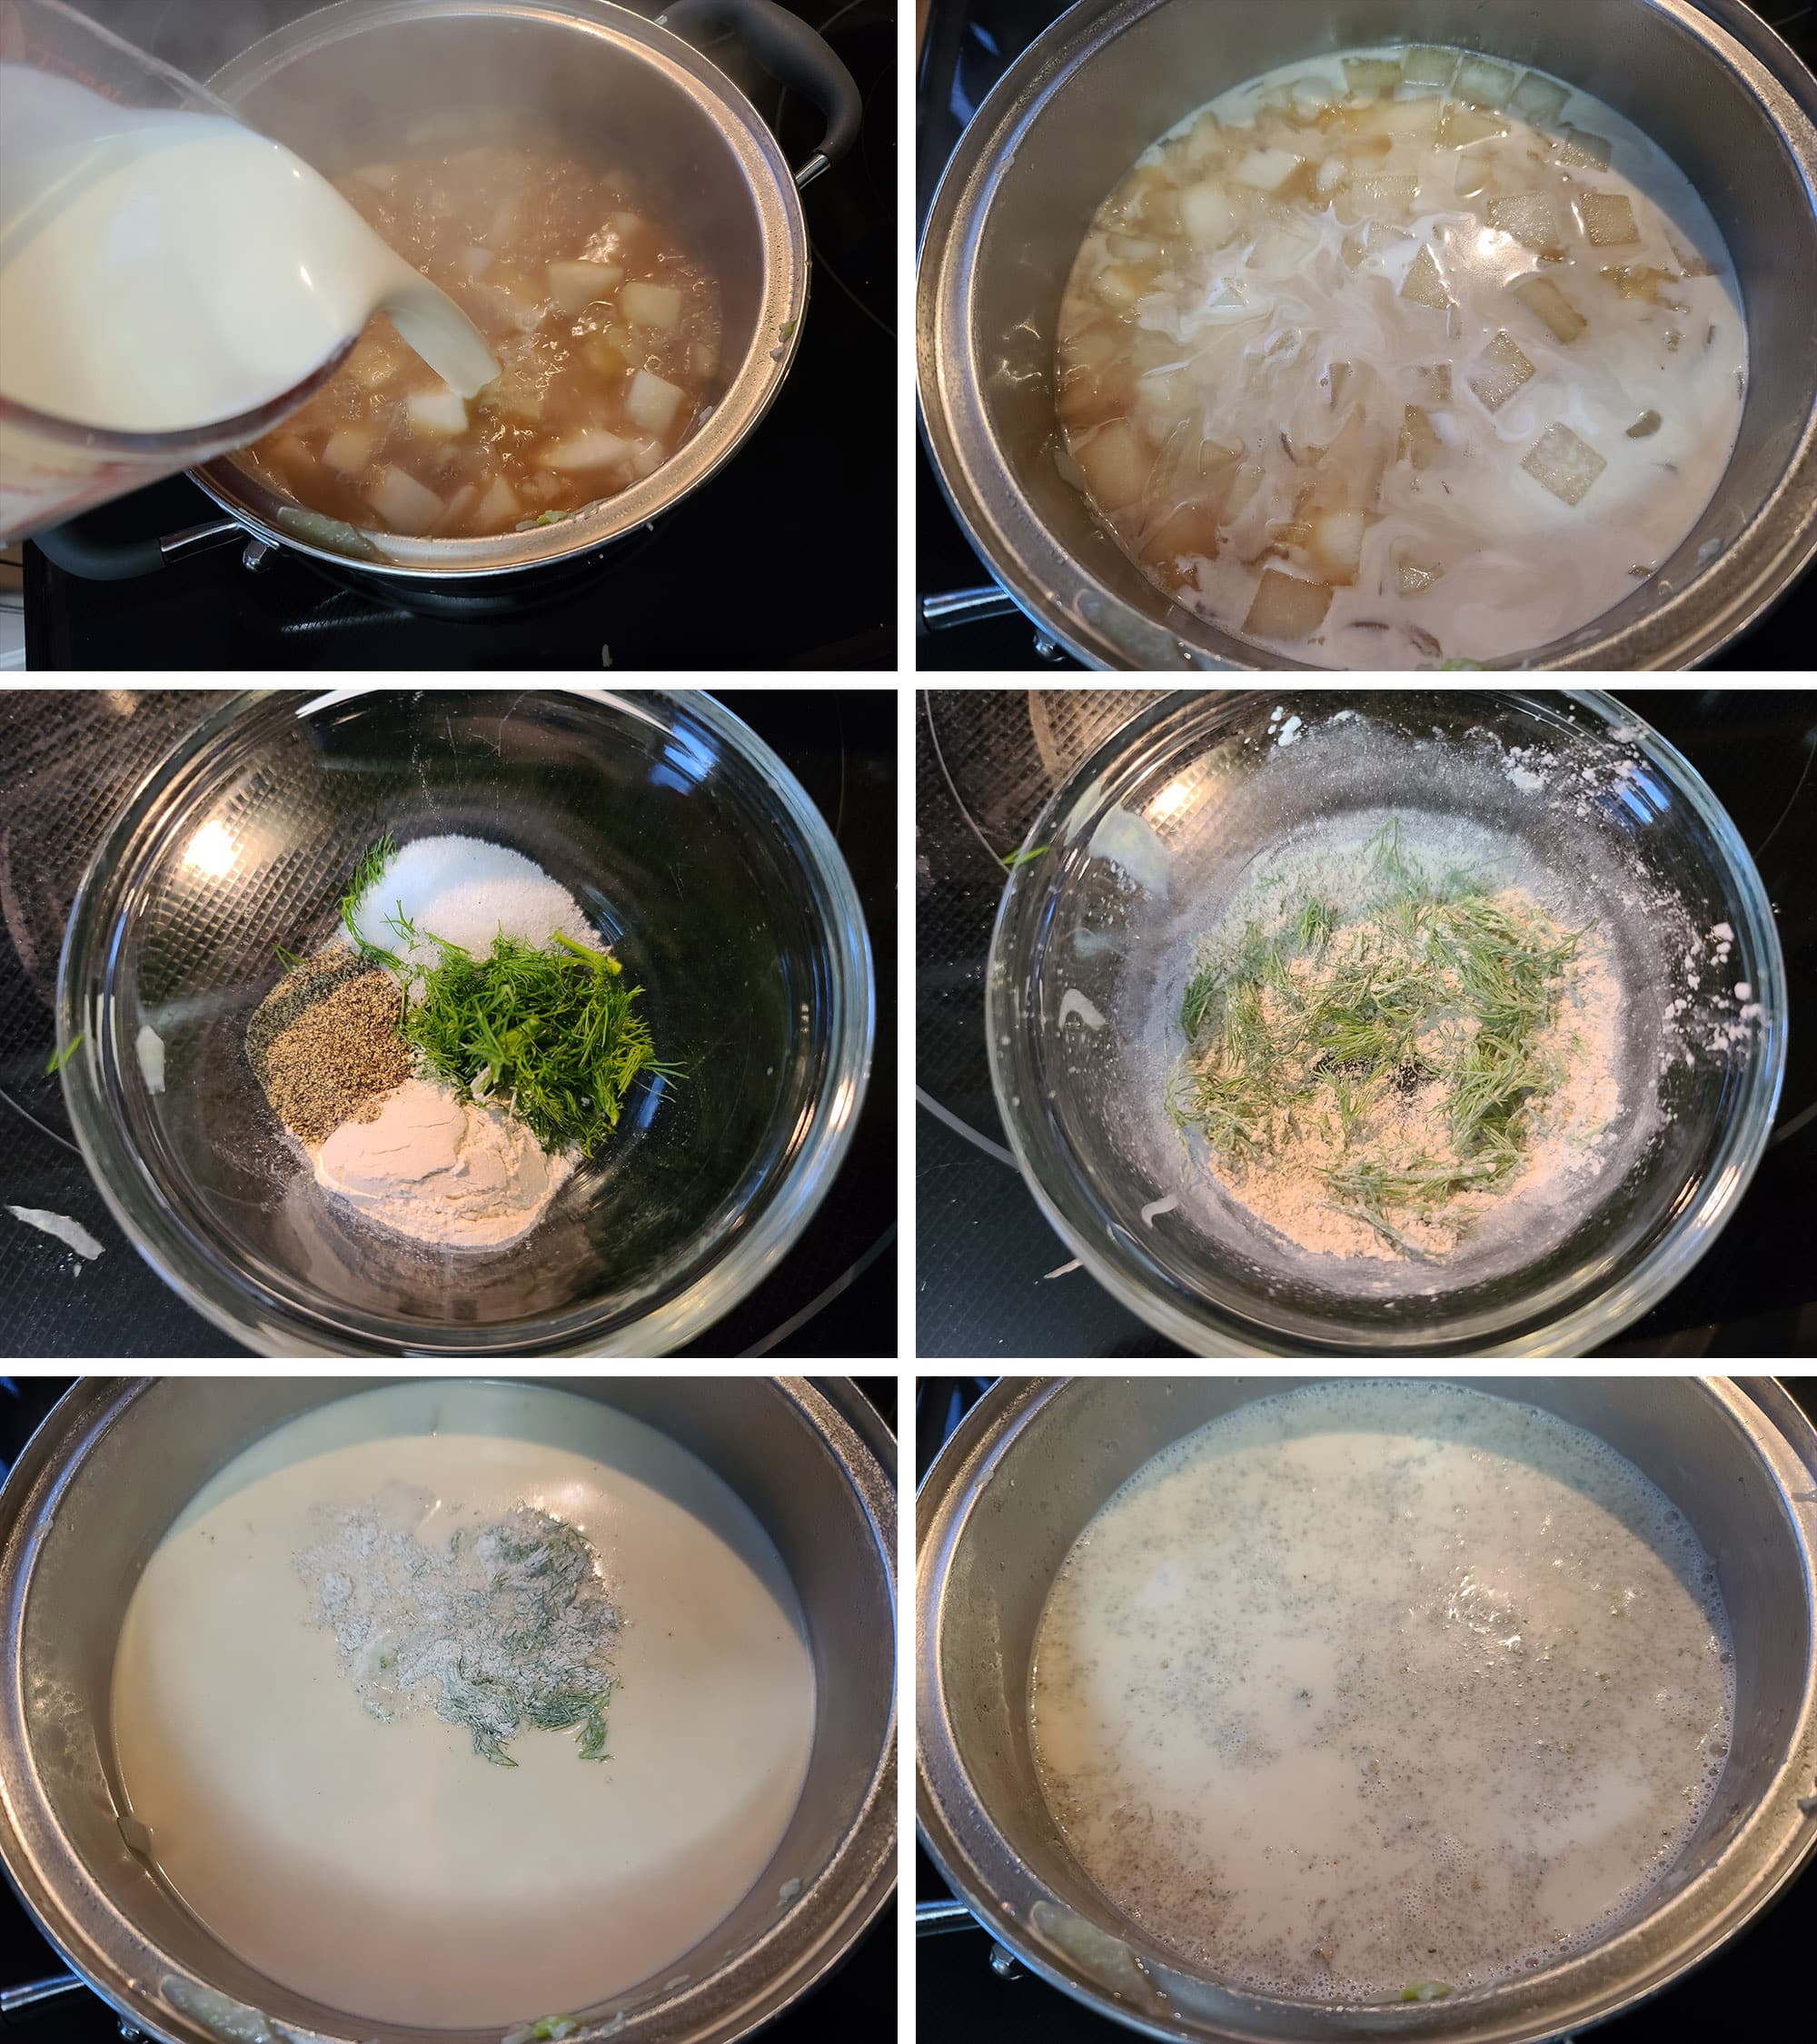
[
  {"x1": 657, "y1": 0, "x2": 860, "y2": 187},
  {"x1": 30, "y1": 516, "x2": 247, "y2": 581}
]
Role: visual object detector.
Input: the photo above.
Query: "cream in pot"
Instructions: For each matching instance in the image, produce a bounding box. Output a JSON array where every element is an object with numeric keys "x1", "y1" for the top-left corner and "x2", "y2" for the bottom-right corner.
[{"x1": 111, "y1": 1380, "x2": 816, "y2": 2028}]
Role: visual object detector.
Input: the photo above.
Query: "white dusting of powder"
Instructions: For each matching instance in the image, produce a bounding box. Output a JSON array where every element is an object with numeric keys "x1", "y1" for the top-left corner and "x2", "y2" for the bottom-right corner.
[
  {"x1": 1276, "y1": 714, "x2": 1303, "y2": 748},
  {"x1": 352, "y1": 835, "x2": 592, "y2": 974},
  {"x1": 313, "y1": 1078, "x2": 572, "y2": 1249},
  {"x1": 1059, "y1": 989, "x2": 1108, "y2": 1030}
]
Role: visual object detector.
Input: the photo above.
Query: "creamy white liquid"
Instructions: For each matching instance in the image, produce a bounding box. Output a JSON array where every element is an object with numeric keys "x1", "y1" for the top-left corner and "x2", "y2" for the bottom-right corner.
[
  {"x1": 112, "y1": 1383, "x2": 816, "y2": 2028},
  {"x1": 1058, "y1": 45, "x2": 1745, "y2": 666},
  {"x1": 0, "y1": 68, "x2": 497, "y2": 433},
  {"x1": 1031, "y1": 1382, "x2": 1733, "y2": 2000}
]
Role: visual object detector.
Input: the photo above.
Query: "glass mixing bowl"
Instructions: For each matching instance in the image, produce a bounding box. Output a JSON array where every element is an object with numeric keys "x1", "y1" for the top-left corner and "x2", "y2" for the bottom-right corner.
[
  {"x1": 57, "y1": 690, "x2": 873, "y2": 1356},
  {"x1": 988, "y1": 691, "x2": 1785, "y2": 1356}
]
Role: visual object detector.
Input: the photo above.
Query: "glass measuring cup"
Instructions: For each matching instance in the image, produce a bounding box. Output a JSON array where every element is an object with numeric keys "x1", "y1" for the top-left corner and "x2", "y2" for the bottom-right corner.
[{"x1": 0, "y1": 0, "x2": 496, "y2": 540}]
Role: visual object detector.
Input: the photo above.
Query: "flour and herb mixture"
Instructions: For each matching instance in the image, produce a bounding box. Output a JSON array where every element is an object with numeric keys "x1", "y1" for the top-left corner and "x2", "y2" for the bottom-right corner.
[
  {"x1": 1030, "y1": 1381, "x2": 1734, "y2": 2004},
  {"x1": 296, "y1": 1496, "x2": 621, "y2": 1766},
  {"x1": 1167, "y1": 814, "x2": 1615, "y2": 1260},
  {"x1": 247, "y1": 832, "x2": 668, "y2": 1249}
]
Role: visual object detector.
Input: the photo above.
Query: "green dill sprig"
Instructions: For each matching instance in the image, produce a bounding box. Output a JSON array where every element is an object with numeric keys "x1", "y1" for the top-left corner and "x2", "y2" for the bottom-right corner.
[
  {"x1": 403, "y1": 928, "x2": 672, "y2": 1157},
  {"x1": 340, "y1": 831, "x2": 404, "y2": 970},
  {"x1": 44, "y1": 1034, "x2": 83, "y2": 1075}
]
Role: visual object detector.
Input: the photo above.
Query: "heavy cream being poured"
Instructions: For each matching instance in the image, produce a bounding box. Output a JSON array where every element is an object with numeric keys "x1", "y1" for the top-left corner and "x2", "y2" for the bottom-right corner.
[{"x1": 1056, "y1": 44, "x2": 1746, "y2": 667}]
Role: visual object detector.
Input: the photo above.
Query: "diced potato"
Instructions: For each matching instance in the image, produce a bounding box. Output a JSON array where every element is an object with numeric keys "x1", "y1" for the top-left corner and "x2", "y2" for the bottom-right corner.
[
  {"x1": 1400, "y1": 244, "x2": 1451, "y2": 312},
  {"x1": 482, "y1": 368, "x2": 542, "y2": 422},
  {"x1": 1455, "y1": 154, "x2": 1494, "y2": 201},
  {"x1": 1147, "y1": 500, "x2": 1224, "y2": 563},
  {"x1": 1404, "y1": 45, "x2": 1459, "y2": 85},
  {"x1": 365, "y1": 466, "x2": 444, "y2": 534},
  {"x1": 1468, "y1": 331, "x2": 1536, "y2": 411},
  {"x1": 461, "y1": 244, "x2": 495, "y2": 279},
  {"x1": 1326, "y1": 361, "x2": 1354, "y2": 408},
  {"x1": 1309, "y1": 508, "x2": 1365, "y2": 583},
  {"x1": 1627, "y1": 409, "x2": 1663, "y2": 439},
  {"x1": 1106, "y1": 233, "x2": 1162, "y2": 261},
  {"x1": 1555, "y1": 125, "x2": 1613, "y2": 169},
  {"x1": 624, "y1": 367, "x2": 684, "y2": 434},
  {"x1": 1290, "y1": 77, "x2": 1335, "y2": 118},
  {"x1": 1487, "y1": 192, "x2": 1564, "y2": 254},
  {"x1": 405, "y1": 385, "x2": 468, "y2": 435},
  {"x1": 322, "y1": 427, "x2": 376, "y2": 477},
  {"x1": 476, "y1": 477, "x2": 520, "y2": 526},
  {"x1": 1579, "y1": 192, "x2": 1638, "y2": 247},
  {"x1": 1225, "y1": 462, "x2": 1265, "y2": 521},
  {"x1": 352, "y1": 163, "x2": 397, "y2": 192},
  {"x1": 1077, "y1": 422, "x2": 1153, "y2": 510},
  {"x1": 1231, "y1": 147, "x2": 1307, "y2": 196},
  {"x1": 1515, "y1": 275, "x2": 1588, "y2": 342},
  {"x1": 620, "y1": 280, "x2": 683, "y2": 330},
  {"x1": 1315, "y1": 156, "x2": 1349, "y2": 197},
  {"x1": 1339, "y1": 96, "x2": 1442, "y2": 143},
  {"x1": 347, "y1": 340, "x2": 403, "y2": 391},
  {"x1": 547, "y1": 260, "x2": 624, "y2": 313},
  {"x1": 1244, "y1": 568, "x2": 1333, "y2": 640},
  {"x1": 1181, "y1": 180, "x2": 1241, "y2": 247},
  {"x1": 627, "y1": 435, "x2": 667, "y2": 480},
  {"x1": 544, "y1": 429, "x2": 634, "y2": 471},
  {"x1": 1602, "y1": 263, "x2": 1684, "y2": 306},
  {"x1": 1454, "y1": 55, "x2": 1518, "y2": 108},
  {"x1": 1400, "y1": 403, "x2": 1444, "y2": 470},
  {"x1": 1341, "y1": 55, "x2": 1403, "y2": 96},
  {"x1": 1092, "y1": 260, "x2": 1161, "y2": 313},
  {"x1": 1436, "y1": 101, "x2": 1506, "y2": 149},
  {"x1": 1058, "y1": 366, "x2": 1134, "y2": 432},
  {"x1": 583, "y1": 336, "x2": 630, "y2": 382},
  {"x1": 1180, "y1": 110, "x2": 1226, "y2": 168},
  {"x1": 1521, "y1": 422, "x2": 1607, "y2": 505},
  {"x1": 1510, "y1": 70, "x2": 1572, "y2": 124},
  {"x1": 440, "y1": 483, "x2": 479, "y2": 529},
  {"x1": 1341, "y1": 172, "x2": 1420, "y2": 222},
  {"x1": 1417, "y1": 362, "x2": 1453, "y2": 404},
  {"x1": 1266, "y1": 519, "x2": 1313, "y2": 549},
  {"x1": 1341, "y1": 233, "x2": 1366, "y2": 270}
]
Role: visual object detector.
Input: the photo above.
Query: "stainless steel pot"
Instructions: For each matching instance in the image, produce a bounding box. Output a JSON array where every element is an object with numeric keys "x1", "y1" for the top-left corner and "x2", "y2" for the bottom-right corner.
[
  {"x1": 918, "y1": 1376, "x2": 1817, "y2": 2043},
  {"x1": 0, "y1": 1376, "x2": 897, "y2": 2044},
  {"x1": 918, "y1": 0, "x2": 1817, "y2": 670},
  {"x1": 35, "y1": 0, "x2": 857, "y2": 589}
]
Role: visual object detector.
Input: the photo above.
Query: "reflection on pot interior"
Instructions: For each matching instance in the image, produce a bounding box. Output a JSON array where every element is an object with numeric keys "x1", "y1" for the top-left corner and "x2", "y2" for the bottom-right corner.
[
  {"x1": 111, "y1": 1381, "x2": 815, "y2": 2028},
  {"x1": 237, "y1": 140, "x2": 723, "y2": 541},
  {"x1": 1056, "y1": 44, "x2": 1744, "y2": 668},
  {"x1": 1031, "y1": 1381, "x2": 1733, "y2": 2002}
]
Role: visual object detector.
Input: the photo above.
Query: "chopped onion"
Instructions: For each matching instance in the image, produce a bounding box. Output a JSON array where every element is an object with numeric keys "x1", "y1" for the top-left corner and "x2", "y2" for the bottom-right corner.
[{"x1": 620, "y1": 281, "x2": 683, "y2": 331}]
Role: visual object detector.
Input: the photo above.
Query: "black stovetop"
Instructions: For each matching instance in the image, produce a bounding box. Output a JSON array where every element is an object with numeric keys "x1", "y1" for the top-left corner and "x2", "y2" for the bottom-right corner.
[
  {"x1": 915, "y1": 1, "x2": 1817, "y2": 671},
  {"x1": 0, "y1": 688, "x2": 895, "y2": 1359},
  {"x1": 914, "y1": 1375, "x2": 1817, "y2": 2044},
  {"x1": 24, "y1": 0, "x2": 894, "y2": 670},
  {"x1": 0, "y1": 1374, "x2": 896, "y2": 2044},
  {"x1": 916, "y1": 689, "x2": 1817, "y2": 1359}
]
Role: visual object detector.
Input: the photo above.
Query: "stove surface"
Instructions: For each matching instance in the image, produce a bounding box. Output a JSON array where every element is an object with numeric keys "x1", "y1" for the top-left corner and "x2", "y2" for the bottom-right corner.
[
  {"x1": 0, "y1": 1374, "x2": 896, "y2": 2043},
  {"x1": 916, "y1": 689, "x2": 1817, "y2": 1358},
  {"x1": 25, "y1": 1, "x2": 894, "y2": 670},
  {"x1": 915, "y1": 2, "x2": 1817, "y2": 671},
  {"x1": 913, "y1": 1374, "x2": 1817, "y2": 2044},
  {"x1": 0, "y1": 689, "x2": 895, "y2": 1359}
]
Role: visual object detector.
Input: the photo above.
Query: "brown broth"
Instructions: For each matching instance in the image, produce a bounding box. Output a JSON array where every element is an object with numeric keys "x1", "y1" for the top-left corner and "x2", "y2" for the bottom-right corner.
[{"x1": 238, "y1": 144, "x2": 723, "y2": 539}]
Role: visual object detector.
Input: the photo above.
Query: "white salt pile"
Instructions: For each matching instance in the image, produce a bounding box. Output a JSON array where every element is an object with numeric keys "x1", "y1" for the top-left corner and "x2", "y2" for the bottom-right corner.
[{"x1": 351, "y1": 835, "x2": 593, "y2": 973}]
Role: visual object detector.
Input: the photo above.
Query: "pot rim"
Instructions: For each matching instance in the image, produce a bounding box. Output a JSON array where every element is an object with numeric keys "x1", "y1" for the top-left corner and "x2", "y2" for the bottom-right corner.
[
  {"x1": 983, "y1": 689, "x2": 1788, "y2": 1358},
  {"x1": 917, "y1": 0, "x2": 1817, "y2": 670},
  {"x1": 196, "y1": 0, "x2": 809, "y2": 580},
  {"x1": 54, "y1": 687, "x2": 876, "y2": 1358},
  {"x1": 0, "y1": 1374, "x2": 898, "y2": 2044},
  {"x1": 915, "y1": 1374, "x2": 1817, "y2": 2044}
]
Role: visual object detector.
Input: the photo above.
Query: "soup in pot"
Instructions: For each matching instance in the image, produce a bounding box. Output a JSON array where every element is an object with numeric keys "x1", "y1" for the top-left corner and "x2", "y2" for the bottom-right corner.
[
  {"x1": 1055, "y1": 45, "x2": 1746, "y2": 667},
  {"x1": 238, "y1": 143, "x2": 723, "y2": 539}
]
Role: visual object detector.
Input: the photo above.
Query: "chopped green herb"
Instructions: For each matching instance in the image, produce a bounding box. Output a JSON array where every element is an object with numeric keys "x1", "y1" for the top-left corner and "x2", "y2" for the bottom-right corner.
[
  {"x1": 1005, "y1": 844, "x2": 1049, "y2": 868},
  {"x1": 1402, "y1": 1981, "x2": 1452, "y2": 2002},
  {"x1": 44, "y1": 1035, "x2": 83, "y2": 1076}
]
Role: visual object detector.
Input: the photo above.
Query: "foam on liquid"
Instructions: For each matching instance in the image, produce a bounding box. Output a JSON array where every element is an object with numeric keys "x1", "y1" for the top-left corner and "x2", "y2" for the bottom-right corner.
[
  {"x1": 1030, "y1": 1382, "x2": 1733, "y2": 2000},
  {"x1": 111, "y1": 1383, "x2": 816, "y2": 2028},
  {"x1": 1056, "y1": 45, "x2": 1746, "y2": 666},
  {"x1": 0, "y1": 69, "x2": 496, "y2": 434}
]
